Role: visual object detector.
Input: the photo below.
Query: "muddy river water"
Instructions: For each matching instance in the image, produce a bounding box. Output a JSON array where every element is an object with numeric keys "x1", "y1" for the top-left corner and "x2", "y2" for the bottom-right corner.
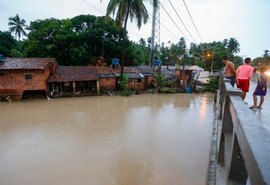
[{"x1": 0, "y1": 94, "x2": 214, "y2": 185}]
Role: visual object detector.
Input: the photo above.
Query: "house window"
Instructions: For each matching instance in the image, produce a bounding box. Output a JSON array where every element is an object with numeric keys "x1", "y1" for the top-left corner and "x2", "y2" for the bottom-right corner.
[
  {"x1": 134, "y1": 79, "x2": 142, "y2": 83},
  {"x1": 24, "y1": 73, "x2": 33, "y2": 80}
]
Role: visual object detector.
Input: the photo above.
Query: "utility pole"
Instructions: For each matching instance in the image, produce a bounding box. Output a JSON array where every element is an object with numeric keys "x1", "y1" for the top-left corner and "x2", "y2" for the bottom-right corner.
[{"x1": 150, "y1": 2, "x2": 160, "y2": 67}]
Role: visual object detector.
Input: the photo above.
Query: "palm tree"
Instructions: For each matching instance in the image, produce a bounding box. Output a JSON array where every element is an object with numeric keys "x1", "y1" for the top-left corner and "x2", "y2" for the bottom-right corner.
[
  {"x1": 263, "y1": 49, "x2": 269, "y2": 57},
  {"x1": 102, "y1": 0, "x2": 157, "y2": 78},
  {"x1": 8, "y1": 14, "x2": 27, "y2": 40},
  {"x1": 227, "y1": 38, "x2": 240, "y2": 54}
]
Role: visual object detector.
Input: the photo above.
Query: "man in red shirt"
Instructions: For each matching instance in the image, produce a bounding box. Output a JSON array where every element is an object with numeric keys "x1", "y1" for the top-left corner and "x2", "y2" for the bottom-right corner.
[{"x1": 236, "y1": 57, "x2": 254, "y2": 100}]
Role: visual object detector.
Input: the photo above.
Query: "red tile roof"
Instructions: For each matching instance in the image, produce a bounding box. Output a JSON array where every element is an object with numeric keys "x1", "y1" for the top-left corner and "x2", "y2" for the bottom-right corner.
[
  {"x1": 135, "y1": 66, "x2": 155, "y2": 75},
  {"x1": 48, "y1": 66, "x2": 98, "y2": 82},
  {"x1": 95, "y1": 66, "x2": 115, "y2": 74},
  {"x1": 0, "y1": 58, "x2": 56, "y2": 70},
  {"x1": 114, "y1": 67, "x2": 140, "y2": 73}
]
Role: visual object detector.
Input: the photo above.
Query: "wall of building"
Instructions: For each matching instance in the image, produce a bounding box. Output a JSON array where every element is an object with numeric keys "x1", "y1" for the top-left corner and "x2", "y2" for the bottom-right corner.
[
  {"x1": 99, "y1": 77, "x2": 116, "y2": 90},
  {"x1": 145, "y1": 76, "x2": 154, "y2": 88},
  {"x1": 128, "y1": 79, "x2": 145, "y2": 90},
  {"x1": 0, "y1": 66, "x2": 52, "y2": 100}
]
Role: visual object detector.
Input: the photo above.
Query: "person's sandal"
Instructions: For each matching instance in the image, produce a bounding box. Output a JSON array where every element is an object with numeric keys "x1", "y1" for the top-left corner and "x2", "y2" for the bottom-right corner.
[
  {"x1": 257, "y1": 106, "x2": 262, "y2": 109},
  {"x1": 249, "y1": 106, "x2": 258, "y2": 109}
]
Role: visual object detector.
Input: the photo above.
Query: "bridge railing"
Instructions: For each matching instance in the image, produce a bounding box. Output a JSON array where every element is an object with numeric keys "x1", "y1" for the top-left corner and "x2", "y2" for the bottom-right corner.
[{"x1": 215, "y1": 73, "x2": 270, "y2": 185}]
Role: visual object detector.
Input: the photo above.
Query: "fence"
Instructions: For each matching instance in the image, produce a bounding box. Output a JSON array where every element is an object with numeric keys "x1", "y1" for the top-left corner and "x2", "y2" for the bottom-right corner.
[{"x1": 213, "y1": 74, "x2": 270, "y2": 185}]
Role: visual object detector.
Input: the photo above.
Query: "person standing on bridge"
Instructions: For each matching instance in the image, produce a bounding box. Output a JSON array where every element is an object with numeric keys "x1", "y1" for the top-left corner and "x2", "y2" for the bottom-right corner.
[
  {"x1": 236, "y1": 57, "x2": 254, "y2": 100},
  {"x1": 222, "y1": 56, "x2": 236, "y2": 87},
  {"x1": 249, "y1": 67, "x2": 268, "y2": 110}
]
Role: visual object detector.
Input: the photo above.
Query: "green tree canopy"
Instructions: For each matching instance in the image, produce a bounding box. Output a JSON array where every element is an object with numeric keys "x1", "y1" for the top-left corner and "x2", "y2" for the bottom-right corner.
[
  {"x1": 23, "y1": 15, "x2": 123, "y2": 66},
  {"x1": 0, "y1": 31, "x2": 17, "y2": 57},
  {"x1": 104, "y1": 0, "x2": 150, "y2": 77}
]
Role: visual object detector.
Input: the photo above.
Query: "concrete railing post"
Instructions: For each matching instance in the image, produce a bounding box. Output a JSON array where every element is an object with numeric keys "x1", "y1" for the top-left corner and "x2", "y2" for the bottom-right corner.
[{"x1": 215, "y1": 76, "x2": 270, "y2": 185}]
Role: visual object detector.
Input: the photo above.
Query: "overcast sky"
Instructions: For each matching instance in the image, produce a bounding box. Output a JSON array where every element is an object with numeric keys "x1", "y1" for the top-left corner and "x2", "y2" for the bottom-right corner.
[{"x1": 0, "y1": 0, "x2": 269, "y2": 59}]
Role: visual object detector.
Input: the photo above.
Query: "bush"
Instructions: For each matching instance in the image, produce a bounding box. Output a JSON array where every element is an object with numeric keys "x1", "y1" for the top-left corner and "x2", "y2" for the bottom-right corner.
[
  {"x1": 154, "y1": 72, "x2": 165, "y2": 89},
  {"x1": 204, "y1": 76, "x2": 219, "y2": 92},
  {"x1": 119, "y1": 73, "x2": 132, "y2": 96}
]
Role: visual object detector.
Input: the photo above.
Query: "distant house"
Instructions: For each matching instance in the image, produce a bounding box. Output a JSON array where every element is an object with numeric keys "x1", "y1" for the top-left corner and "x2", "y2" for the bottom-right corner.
[
  {"x1": 0, "y1": 58, "x2": 57, "y2": 100},
  {"x1": 48, "y1": 66, "x2": 99, "y2": 97},
  {"x1": 175, "y1": 69, "x2": 193, "y2": 89},
  {"x1": 96, "y1": 66, "x2": 117, "y2": 91},
  {"x1": 114, "y1": 67, "x2": 145, "y2": 90},
  {"x1": 135, "y1": 66, "x2": 155, "y2": 88}
]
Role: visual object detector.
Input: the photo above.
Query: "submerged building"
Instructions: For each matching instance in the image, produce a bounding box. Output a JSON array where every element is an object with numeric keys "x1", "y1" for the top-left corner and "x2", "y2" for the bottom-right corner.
[
  {"x1": 0, "y1": 58, "x2": 159, "y2": 101},
  {"x1": 0, "y1": 58, "x2": 57, "y2": 100}
]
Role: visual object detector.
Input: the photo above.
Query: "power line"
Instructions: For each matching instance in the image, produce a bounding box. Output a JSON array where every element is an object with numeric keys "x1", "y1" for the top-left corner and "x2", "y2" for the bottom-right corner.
[
  {"x1": 159, "y1": 1, "x2": 191, "y2": 43},
  {"x1": 82, "y1": 0, "x2": 179, "y2": 42},
  {"x1": 148, "y1": 11, "x2": 179, "y2": 41},
  {"x1": 82, "y1": 0, "x2": 145, "y2": 39},
  {"x1": 168, "y1": 0, "x2": 197, "y2": 43},
  {"x1": 182, "y1": 0, "x2": 203, "y2": 42},
  {"x1": 81, "y1": 0, "x2": 104, "y2": 15}
]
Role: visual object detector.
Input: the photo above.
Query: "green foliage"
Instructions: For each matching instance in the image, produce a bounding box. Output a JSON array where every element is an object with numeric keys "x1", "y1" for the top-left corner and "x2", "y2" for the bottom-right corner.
[
  {"x1": 10, "y1": 49, "x2": 23, "y2": 57},
  {"x1": 0, "y1": 31, "x2": 17, "y2": 57},
  {"x1": 154, "y1": 72, "x2": 165, "y2": 89},
  {"x1": 188, "y1": 38, "x2": 241, "y2": 71},
  {"x1": 204, "y1": 76, "x2": 219, "y2": 92},
  {"x1": 23, "y1": 15, "x2": 122, "y2": 66},
  {"x1": 125, "y1": 41, "x2": 149, "y2": 66},
  {"x1": 253, "y1": 56, "x2": 270, "y2": 67},
  {"x1": 119, "y1": 73, "x2": 132, "y2": 96},
  {"x1": 159, "y1": 37, "x2": 187, "y2": 67}
]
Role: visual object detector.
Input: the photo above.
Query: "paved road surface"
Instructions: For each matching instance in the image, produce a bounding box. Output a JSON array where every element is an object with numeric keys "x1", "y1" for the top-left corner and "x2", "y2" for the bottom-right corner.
[{"x1": 244, "y1": 80, "x2": 270, "y2": 133}]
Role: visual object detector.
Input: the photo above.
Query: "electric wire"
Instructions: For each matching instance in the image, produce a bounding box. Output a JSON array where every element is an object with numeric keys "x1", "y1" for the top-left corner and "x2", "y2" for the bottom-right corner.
[
  {"x1": 81, "y1": 0, "x2": 104, "y2": 15},
  {"x1": 147, "y1": 10, "x2": 179, "y2": 41},
  {"x1": 168, "y1": 0, "x2": 197, "y2": 43},
  {"x1": 81, "y1": 0, "x2": 144, "y2": 39},
  {"x1": 159, "y1": 1, "x2": 191, "y2": 42},
  {"x1": 182, "y1": 0, "x2": 203, "y2": 42}
]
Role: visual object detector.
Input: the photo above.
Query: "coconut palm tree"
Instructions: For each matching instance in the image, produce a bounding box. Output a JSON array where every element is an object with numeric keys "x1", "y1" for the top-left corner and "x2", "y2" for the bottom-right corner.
[
  {"x1": 227, "y1": 38, "x2": 240, "y2": 54},
  {"x1": 263, "y1": 49, "x2": 269, "y2": 57},
  {"x1": 102, "y1": 0, "x2": 157, "y2": 77},
  {"x1": 8, "y1": 14, "x2": 27, "y2": 40}
]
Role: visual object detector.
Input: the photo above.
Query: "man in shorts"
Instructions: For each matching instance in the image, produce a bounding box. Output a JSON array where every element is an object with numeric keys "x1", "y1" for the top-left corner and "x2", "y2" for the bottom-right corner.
[
  {"x1": 236, "y1": 57, "x2": 254, "y2": 100},
  {"x1": 222, "y1": 56, "x2": 236, "y2": 87}
]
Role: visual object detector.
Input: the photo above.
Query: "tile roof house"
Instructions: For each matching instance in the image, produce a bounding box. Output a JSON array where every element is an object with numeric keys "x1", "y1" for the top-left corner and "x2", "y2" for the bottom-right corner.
[
  {"x1": 48, "y1": 66, "x2": 98, "y2": 82},
  {"x1": 48, "y1": 66, "x2": 100, "y2": 97},
  {"x1": 0, "y1": 58, "x2": 57, "y2": 100},
  {"x1": 114, "y1": 67, "x2": 145, "y2": 90},
  {"x1": 95, "y1": 66, "x2": 117, "y2": 91}
]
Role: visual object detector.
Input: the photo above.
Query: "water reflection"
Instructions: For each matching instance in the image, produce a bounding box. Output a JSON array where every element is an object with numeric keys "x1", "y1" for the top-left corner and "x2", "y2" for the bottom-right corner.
[{"x1": 0, "y1": 94, "x2": 214, "y2": 185}]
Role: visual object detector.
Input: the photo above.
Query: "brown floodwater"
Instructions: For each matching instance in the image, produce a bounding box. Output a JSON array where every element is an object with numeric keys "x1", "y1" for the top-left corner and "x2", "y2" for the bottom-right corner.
[{"x1": 0, "y1": 94, "x2": 214, "y2": 185}]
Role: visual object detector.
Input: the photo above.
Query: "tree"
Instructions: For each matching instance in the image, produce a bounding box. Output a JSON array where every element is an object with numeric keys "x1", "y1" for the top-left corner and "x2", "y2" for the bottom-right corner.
[
  {"x1": 263, "y1": 49, "x2": 269, "y2": 57},
  {"x1": 226, "y1": 38, "x2": 240, "y2": 54},
  {"x1": 23, "y1": 15, "x2": 122, "y2": 66},
  {"x1": 0, "y1": 31, "x2": 17, "y2": 57},
  {"x1": 8, "y1": 14, "x2": 27, "y2": 40},
  {"x1": 103, "y1": 0, "x2": 155, "y2": 77}
]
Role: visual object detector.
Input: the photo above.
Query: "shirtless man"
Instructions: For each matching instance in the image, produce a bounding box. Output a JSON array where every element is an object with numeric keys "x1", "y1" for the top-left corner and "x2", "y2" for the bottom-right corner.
[{"x1": 222, "y1": 56, "x2": 236, "y2": 87}]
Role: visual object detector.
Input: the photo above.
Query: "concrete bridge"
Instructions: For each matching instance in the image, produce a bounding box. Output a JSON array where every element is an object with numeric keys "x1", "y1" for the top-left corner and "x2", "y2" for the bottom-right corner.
[{"x1": 208, "y1": 75, "x2": 270, "y2": 185}]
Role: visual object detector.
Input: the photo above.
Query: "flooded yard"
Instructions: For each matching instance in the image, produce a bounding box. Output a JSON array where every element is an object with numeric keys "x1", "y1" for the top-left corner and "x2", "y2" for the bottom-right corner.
[{"x1": 0, "y1": 94, "x2": 214, "y2": 185}]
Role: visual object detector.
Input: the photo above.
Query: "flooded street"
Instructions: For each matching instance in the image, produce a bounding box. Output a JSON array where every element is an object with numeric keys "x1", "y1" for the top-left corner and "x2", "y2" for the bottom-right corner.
[{"x1": 0, "y1": 94, "x2": 214, "y2": 185}]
